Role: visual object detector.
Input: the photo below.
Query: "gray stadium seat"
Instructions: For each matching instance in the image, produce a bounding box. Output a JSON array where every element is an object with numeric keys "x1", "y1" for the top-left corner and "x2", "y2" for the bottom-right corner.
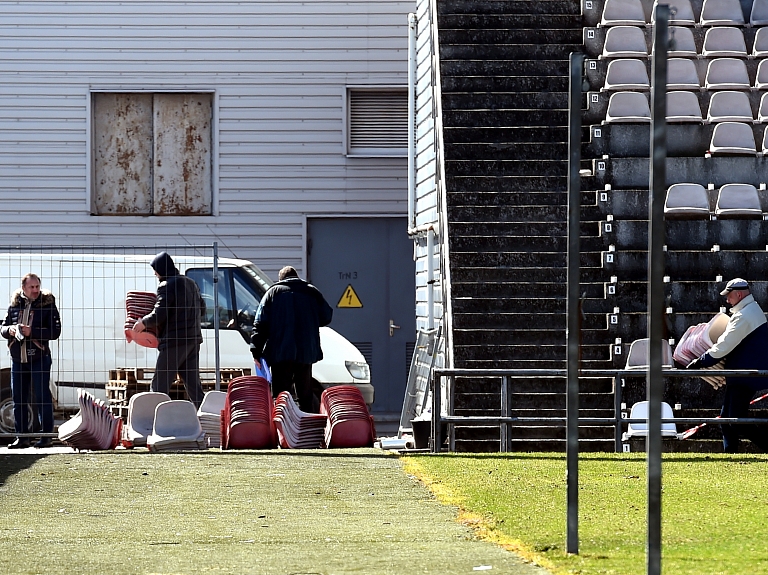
[
  {"x1": 667, "y1": 58, "x2": 701, "y2": 90},
  {"x1": 667, "y1": 91, "x2": 703, "y2": 123},
  {"x1": 702, "y1": 27, "x2": 748, "y2": 58},
  {"x1": 753, "y1": 27, "x2": 768, "y2": 57},
  {"x1": 762, "y1": 125, "x2": 768, "y2": 153},
  {"x1": 666, "y1": 26, "x2": 697, "y2": 58},
  {"x1": 705, "y1": 58, "x2": 750, "y2": 90},
  {"x1": 708, "y1": 121, "x2": 757, "y2": 155},
  {"x1": 604, "y1": 58, "x2": 650, "y2": 90},
  {"x1": 706, "y1": 91, "x2": 754, "y2": 123},
  {"x1": 755, "y1": 59, "x2": 768, "y2": 89},
  {"x1": 757, "y1": 93, "x2": 768, "y2": 123},
  {"x1": 601, "y1": 26, "x2": 648, "y2": 58},
  {"x1": 601, "y1": 0, "x2": 647, "y2": 26},
  {"x1": 715, "y1": 183, "x2": 763, "y2": 218},
  {"x1": 604, "y1": 91, "x2": 652, "y2": 123},
  {"x1": 751, "y1": 0, "x2": 768, "y2": 26},
  {"x1": 664, "y1": 183, "x2": 711, "y2": 218},
  {"x1": 653, "y1": 0, "x2": 696, "y2": 26},
  {"x1": 700, "y1": 0, "x2": 746, "y2": 26}
]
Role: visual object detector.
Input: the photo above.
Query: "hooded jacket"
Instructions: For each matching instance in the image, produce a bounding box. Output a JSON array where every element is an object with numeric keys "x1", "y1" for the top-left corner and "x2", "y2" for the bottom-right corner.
[
  {"x1": 0, "y1": 289, "x2": 61, "y2": 363},
  {"x1": 141, "y1": 252, "x2": 205, "y2": 349},
  {"x1": 250, "y1": 277, "x2": 333, "y2": 365}
]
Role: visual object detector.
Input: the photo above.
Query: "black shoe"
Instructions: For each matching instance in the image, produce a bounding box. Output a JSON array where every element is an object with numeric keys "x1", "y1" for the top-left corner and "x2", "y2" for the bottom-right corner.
[
  {"x1": 34, "y1": 438, "x2": 52, "y2": 448},
  {"x1": 8, "y1": 438, "x2": 31, "y2": 449}
]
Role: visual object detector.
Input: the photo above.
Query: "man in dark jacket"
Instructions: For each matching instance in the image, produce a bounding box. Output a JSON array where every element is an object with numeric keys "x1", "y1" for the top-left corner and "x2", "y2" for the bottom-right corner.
[
  {"x1": 1, "y1": 273, "x2": 61, "y2": 448},
  {"x1": 687, "y1": 278, "x2": 768, "y2": 452},
  {"x1": 250, "y1": 266, "x2": 333, "y2": 412},
  {"x1": 133, "y1": 252, "x2": 206, "y2": 407}
]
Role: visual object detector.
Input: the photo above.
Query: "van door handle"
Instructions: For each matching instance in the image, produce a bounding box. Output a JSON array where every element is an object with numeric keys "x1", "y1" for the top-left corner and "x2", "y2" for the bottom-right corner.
[{"x1": 389, "y1": 319, "x2": 401, "y2": 337}]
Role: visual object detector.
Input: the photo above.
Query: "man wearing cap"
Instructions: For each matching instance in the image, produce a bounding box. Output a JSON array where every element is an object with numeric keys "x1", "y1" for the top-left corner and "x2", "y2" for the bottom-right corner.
[
  {"x1": 686, "y1": 278, "x2": 768, "y2": 452},
  {"x1": 132, "y1": 252, "x2": 206, "y2": 408}
]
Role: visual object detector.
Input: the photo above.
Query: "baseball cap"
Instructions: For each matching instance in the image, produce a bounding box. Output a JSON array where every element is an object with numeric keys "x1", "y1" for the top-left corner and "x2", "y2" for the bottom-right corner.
[{"x1": 720, "y1": 278, "x2": 749, "y2": 296}]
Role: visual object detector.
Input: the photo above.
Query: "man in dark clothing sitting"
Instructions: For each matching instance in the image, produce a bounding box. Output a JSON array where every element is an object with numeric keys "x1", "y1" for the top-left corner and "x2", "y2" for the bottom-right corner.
[
  {"x1": 132, "y1": 252, "x2": 206, "y2": 408},
  {"x1": 250, "y1": 266, "x2": 333, "y2": 413}
]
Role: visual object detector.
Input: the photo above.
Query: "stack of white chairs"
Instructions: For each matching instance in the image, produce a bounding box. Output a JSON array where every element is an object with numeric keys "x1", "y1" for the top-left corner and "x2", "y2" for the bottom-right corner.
[
  {"x1": 673, "y1": 313, "x2": 729, "y2": 389},
  {"x1": 273, "y1": 391, "x2": 328, "y2": 449},
  {"x1": 58, "y1": 389, "x2": 122, "y2": 450},
  {"x1": 147, "y1": 400, "x2": 206, "y2": 452},
  {"x1": 123, "y1": 392, "x2": 171, "y2": 448},
  {"x1": 197, "y1": 391, "x2": 227, "y2": 448}
]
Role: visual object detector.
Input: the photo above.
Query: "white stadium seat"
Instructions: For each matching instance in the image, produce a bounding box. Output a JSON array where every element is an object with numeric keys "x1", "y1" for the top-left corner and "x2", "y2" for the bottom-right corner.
[
  {"x1": 604, "y1": 91, "x2": 652, "y2": 123},
  {"x1": 667, "y1": 91, "x2": 703, "y2": 123},
  {"x1": 664, "y1": 183, "x2": 711, "y2": 217},
  {"x1": 706, "y1": 91, "x2": 753, "y2": 123}
]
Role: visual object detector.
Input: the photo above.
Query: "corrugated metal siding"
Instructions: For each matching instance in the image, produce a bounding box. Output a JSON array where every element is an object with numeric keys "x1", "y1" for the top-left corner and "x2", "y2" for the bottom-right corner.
[{"x1": 0, "y1": 0, "x2": 409, "y2": 278}]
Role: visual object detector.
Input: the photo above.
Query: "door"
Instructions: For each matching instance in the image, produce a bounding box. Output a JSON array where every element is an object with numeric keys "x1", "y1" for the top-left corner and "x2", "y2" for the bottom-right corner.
[{"x1": 308, "y1": 218, "x2": 415, "y2": 415}]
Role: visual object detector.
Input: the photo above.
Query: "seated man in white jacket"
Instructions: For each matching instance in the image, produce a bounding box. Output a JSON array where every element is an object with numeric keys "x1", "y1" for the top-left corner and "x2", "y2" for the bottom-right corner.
[{"x1": 687, "y1": 278, "x2": 768, "y2": 453}]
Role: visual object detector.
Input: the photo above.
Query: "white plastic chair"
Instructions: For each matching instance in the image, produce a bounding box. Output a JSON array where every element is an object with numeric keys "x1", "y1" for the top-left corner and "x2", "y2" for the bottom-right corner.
[
  {"x1": 705, "y1": 58, "x2": 750, "y2": 90},
  {"x1": 652, "y1": 0, "x2": 696, "y2": 26},
  {"x1": 755, "y1": 59, "x2": 768, "y2": 90},
  {"x1": 751, "y1": 0, "x2": 768, "y2": 25},
  {"x1": 666, "y1": 91, "x2": 703, "y2": 123},
  {"x1": 604, "y1": 59, "x2": 649, "y2": 90},
  {"x1": 706, "y1": 91, "x2": 754, "y2": 123},
  {"x1": 667, "y1": 58, "x2": 700, "y2": 90},
  {"x1": 198, "y1": 390, "x2": 227, "y2": 417},
  {"x1": 626, "y1": 401, "x2": 678, "y2": 438},
  {"x1": 625, "y1": 338, "x2": 675, "y2": 370},
  {"x1": 715, "y1": 183, "x2": 763, "y2": 218},
  {"x1": 758, "y1": 93, "x2": 768, "y2": 123},
  {"x1": 762, "y1": 126, "x2": 768, "y2": 154},
  {"x1": 125, "y1": 392, "x2": 172, "y2": 447},
  {"x1": 702, "y1": 27, "x2": 748, "y2": 58},
  {"x1": 666, "y1": 26, "x2": 697, "y2": 58},
  {"x1": 602, "y1": 26, "x2": 648, "y2": 58},
  {"x1": 753, "y1": 27, "x2": 768, "y2": 57},
  {"x1": 148, "y1": 400, "x2": 205, "y2": 447},
  {"x1": 700, "y1": 0, "x2": 745, "y2": 26},
  {"x1": 709, "y1": 122, "x2": 757, "y2": 155},
  {"x1": 604, "y1": 91, "x2": 651, "y2": 123},
  {"x1": 601, "y1": 0, "x2": 646, "y2": 26},
  {"x1": 664, "y1": 183, "x2": 710, "y2": 217}
]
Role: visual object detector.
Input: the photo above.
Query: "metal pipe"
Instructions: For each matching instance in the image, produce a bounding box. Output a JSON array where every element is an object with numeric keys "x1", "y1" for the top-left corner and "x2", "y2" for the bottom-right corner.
[
  {"x1": 566, "y1": 51, "x2": 585, "y2": 556},
  {"x1": 213, "y1": 242, "x2": 221, "y2": 392},
  {"x1": 615, "y1": 378, "x2": 624, "y2": 452},
  {"x1": 648, "y1": 7, "x2": 669, "y2": 575},
  {"x1": 408, "y1": 13, "x2": 417, "y2": 230},
  {"x1": 427, "y1": 228, "x2": 435, "y2": 330}
]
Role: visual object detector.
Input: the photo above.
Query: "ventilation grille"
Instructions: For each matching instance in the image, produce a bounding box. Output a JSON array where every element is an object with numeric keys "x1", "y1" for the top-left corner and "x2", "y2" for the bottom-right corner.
[
  {"x1": 352, "y1": 342, "x2": 373, "y2": 369},
  {"x1": 406, "y1": 341, "x2": 416, "y2": 379},
  {"x1": 349, "y1": 89, "x2": 407, "y2": 155}
]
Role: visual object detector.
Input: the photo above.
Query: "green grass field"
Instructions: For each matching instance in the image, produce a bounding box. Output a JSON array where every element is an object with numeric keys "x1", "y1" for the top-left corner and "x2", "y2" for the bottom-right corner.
[{"x1": 402, "y1": 452, "x2": 768, "y2": 575}]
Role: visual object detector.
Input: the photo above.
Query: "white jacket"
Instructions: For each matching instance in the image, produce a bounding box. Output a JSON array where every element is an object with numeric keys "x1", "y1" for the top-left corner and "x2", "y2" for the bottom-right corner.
[{"x1": 708, "y1": 295, "x2": 768, "y2": 359}]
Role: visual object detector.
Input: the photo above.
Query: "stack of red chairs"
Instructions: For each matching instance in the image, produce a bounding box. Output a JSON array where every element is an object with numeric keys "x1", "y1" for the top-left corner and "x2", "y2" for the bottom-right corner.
[
  {"x1": 124, "y1": 291, "x2": 159, "y2": 348},
  {"x1": 221, "y1": 376, "x2": 277, "y2": 449},
  {"x1": 320, "y1": 386, "x2": 376, "y2": 448},
  {"x1": 273, "y1": 391, "x2": 328, "y2": 448}
]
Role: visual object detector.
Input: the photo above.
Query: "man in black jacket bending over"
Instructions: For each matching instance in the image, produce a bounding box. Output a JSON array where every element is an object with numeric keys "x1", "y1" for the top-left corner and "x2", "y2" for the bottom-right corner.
[
  {"x1": 250, "y1": 266, "x2": 333, "y2": 412},
  {"x1": 133, "y1": 252, "x2": 206, "y2": 408}
]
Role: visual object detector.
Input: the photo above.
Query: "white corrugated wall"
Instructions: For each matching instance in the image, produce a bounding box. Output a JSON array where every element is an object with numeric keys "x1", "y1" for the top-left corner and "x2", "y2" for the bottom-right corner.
[{"x1": 0, "y1": 0, "x2": 410, "y2": 278}]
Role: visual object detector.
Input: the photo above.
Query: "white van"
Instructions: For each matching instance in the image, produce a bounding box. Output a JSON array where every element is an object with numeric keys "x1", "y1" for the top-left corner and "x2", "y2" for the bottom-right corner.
[{"x1": 0, "y1": 253, "x2": 372, "y2": 432}]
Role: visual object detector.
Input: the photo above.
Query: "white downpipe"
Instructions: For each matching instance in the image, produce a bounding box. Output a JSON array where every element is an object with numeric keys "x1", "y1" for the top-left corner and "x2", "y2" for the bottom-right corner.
[
  {"x1": 408, "y1": 13, "x2": 417, "y2": 230},
  {"x1": 427, "y1": 228, "x2": 435, "y2": 330}
]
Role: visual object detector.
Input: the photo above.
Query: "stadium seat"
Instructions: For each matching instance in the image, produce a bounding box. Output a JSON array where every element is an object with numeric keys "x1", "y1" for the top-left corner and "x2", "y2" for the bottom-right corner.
[
  {"x1": 666, "y1": 26, "x2": 697, "y2": 58},
  {"x1": 757, "y1": 93, "x2": 768, "y2": 123},
  {"x1": 664, "y1": 183, "x2": 711, "y2": 217},
  {"x1": 753, "y1": 26, "x2": 768, "y2": 57},
  {"x1": 604, "y1": 91, "x2": 652, "y2": 123},
  {"x1": 751, "y1": 0, "x2": 768, "y2": 26},
  {"x1": 715, "y1": 183, "x2": 763, "y2": 218},
  {"x1": 704, "y1": 58, "x2": 750, "y2": 90},
  {"x1": 755, "y1": 59, "x2": 768, "y2": 89},
  {"x1": 666, "y1": 91, "x2": 703, "y2": 123},
  {"x1": 601, "y1": 0, "x2": 646, "y2": 26},
  {"x1": 626, "y1": 401, "x2": 678, "y2": 438},
  {"x1": 708, "y1": 121, "x2": 757, "y2": 155},
  {"x1": 125, "y1": 392, "x2": 172, "y2": 447},
  {"x1": 700, "y1": 0, "x2": 745, "y2": 26},
  {"x1": 667, "y1": 58, "x2": 701, "y2": 90},
  {"x1": 604, "y1": 58, "x2": 650, "y2": 90},
  {"x1": 602, "y1": 26, "x2": 648, "y2": 58},
  {"x1": 761, "y1": 125, "x2": 768, "y2": 153},
  {"x1": 706, "y1": 91, "x2": 754, "y2": 123},
  {"x1": 652, "y1": 0, "x2": 696, "y2": 26},
  {"x1": 702, "y1": 27, "x2": 748, "y2": 58},
  {"x1": 147, "y1": 400, "x2": 206, "y2": 451},
  {"x1": 625, "y1": 338, "x2": 674, "y2": 369}
]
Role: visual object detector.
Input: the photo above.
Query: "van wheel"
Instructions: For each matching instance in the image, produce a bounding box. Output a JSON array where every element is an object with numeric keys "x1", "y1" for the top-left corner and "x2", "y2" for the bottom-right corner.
[{"x1": 0, "y1": 397, "x2": 35, "y2": 436}]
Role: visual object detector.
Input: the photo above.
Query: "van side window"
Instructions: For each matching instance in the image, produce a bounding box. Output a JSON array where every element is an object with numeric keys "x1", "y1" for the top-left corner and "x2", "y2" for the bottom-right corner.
[
  {"x1": 232, "y1": 269, "x2": 264, "y2": 333},
  {"x1": 185, "y1": 268, "x2": 234, "y2": 329}
]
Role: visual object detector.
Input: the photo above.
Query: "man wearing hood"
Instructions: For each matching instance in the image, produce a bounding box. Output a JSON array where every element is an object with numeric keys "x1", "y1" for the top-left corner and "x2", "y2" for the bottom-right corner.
[
  {"x1": 686, "y1": 278, "x2": 768, "y2": 453},
  {"x1": 133, "y1": 252, "x2": 206, "y2": 408},
  {"x1": 1, "y1": 273, "x2": 61, "y2": 448}
]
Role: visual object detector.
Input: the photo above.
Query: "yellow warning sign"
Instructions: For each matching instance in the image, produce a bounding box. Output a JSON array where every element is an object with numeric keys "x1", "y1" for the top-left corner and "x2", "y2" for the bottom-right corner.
[{"x1": 337, "y1": 284, "x2": 363, "y2": 308}]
